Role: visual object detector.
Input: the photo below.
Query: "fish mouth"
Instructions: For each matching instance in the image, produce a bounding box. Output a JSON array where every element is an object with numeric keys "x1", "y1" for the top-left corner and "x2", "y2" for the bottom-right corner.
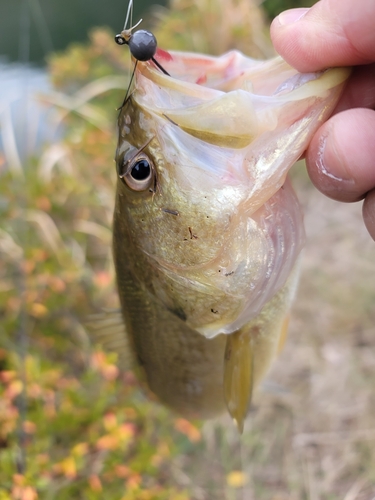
[{"x1": 134, "y1": 50, "x2": 350, "y2": 148}]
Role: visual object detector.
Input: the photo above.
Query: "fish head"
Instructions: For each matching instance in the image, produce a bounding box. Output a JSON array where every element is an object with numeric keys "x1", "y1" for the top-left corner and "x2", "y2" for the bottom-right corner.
[{"x1": 115, "y1": 50, "x2": 350, "y2": 338}]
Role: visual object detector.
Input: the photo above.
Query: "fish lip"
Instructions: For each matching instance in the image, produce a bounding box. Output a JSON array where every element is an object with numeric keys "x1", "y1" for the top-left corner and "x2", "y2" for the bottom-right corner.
[{"x1": 136, "y1": 50, "x2": 351, "y2": 100}]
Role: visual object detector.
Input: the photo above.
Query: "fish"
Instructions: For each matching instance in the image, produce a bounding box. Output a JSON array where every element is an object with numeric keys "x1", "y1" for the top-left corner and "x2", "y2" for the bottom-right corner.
[{"x1": 98, "y1": 48, "x2": 350, "y2": 432}]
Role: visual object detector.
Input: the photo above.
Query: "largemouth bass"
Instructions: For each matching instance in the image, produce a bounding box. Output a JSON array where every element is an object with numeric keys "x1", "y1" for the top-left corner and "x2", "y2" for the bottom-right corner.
[{"x1": 110, "y1": 48, "x2": 349, "y2": 431}]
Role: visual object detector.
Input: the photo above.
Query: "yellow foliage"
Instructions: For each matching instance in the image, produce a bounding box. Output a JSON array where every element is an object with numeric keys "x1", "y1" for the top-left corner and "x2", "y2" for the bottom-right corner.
[
  {"x1": 29, "y1": 303, "x2": 48, "y2": 318},
  {"x1": 0, "y1": 490, "x2": 11, "y2": 500},
  {"x1": 226, "y1": 470, "x2": 249, "y2": 488},
  {"x1": 154, "y1": 0, "x2": 273, "y2": 58},
  {"x1": 103, "y1": 412, "x2": 117, "y2": 431},
  {"x1": 71, "y1": 443, "x2": 89, "y2": 457},
  {"x1": 54, "y1": 456, "x2": 77, "y2": 479},
  {"x1": 5, "y1": 380, "x2": 23, "y2": 400}
]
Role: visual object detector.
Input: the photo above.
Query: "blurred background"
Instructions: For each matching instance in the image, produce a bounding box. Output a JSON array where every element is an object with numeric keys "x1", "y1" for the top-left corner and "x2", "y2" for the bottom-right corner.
[
  {"x1": 0, "y1": 0, "x2": 312, "y2": 64},
  {"x1": 0, "y1": 0, "x2": 161, "y2": 63},
  {"x1": 1, "y1": 0, "x2": 375, "y2": 499}
]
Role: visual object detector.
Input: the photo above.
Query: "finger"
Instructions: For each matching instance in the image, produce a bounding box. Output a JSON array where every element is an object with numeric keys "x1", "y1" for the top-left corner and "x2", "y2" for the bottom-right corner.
[
  {"x1": 305, "y1": 108, "x2": 375, "y2": 202},
  {"x1": 270, "y1": 0, "x2": 375, "y2": 72},
  {"x1": 363, "y1": 189, "x2": 375, "y2": 241},
  {"x1": 333, "y1": 63, "x2": 375, "y2": 113}
]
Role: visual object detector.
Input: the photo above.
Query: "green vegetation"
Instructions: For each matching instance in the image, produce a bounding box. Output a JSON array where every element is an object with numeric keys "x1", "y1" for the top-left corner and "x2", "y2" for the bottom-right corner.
[
  {"x1": 0, "y1": 27, "x2": 197, "y2": 500},
  {"x1": 263, "y1": 0, "x2": 317, "y2": 20}
]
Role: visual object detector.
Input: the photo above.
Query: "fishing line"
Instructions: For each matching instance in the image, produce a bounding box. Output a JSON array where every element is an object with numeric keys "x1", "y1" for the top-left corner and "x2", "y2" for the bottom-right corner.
[
  {"x1": 118, "y1": 60, "x2": 138, "y2": 110},
  {"x1": 27, "y1": 0, "x2": 54, "y2": 55},
  {"x1": 123, "y1": 0, "x2": 134, "y2": 31},
  {"x1": 150, "y1": 57, "x2": 170, "y2": 76}
]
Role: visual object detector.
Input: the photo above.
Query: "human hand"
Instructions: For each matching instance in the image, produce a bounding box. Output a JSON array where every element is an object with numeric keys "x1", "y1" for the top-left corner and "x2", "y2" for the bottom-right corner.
[{"x1": 270, "y1": 0, "x2": 375, "y2": 240}]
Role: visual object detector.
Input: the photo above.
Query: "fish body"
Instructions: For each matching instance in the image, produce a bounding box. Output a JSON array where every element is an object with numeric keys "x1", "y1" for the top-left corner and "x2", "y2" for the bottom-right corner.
[{"x1": 112, "y1": 50, "x2": 350, "y2": 429}]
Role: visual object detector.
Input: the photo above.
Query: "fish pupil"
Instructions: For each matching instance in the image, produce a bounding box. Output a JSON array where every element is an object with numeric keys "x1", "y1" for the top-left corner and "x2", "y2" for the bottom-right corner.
[
  {"x1": 131, "y1": 160, "x2": 151, "y2": 180},
  {"x1": 128, "y1": 30, "x2": 157, "y2": 61}
]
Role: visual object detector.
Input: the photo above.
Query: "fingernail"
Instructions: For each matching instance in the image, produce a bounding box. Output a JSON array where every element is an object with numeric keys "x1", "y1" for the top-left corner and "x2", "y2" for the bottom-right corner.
[
  {"x1": 363, "y1": 190, "x2": 375, "y2": 241},
  {"x1": 316, "y1": 131, "x2": 344, "y2": 182},
  {"x1": 277, "y1": 8, "x2": 309, "y2": 26},
  {"x1": 316, "y1": 128, "x2": 356, "y2": 187}
]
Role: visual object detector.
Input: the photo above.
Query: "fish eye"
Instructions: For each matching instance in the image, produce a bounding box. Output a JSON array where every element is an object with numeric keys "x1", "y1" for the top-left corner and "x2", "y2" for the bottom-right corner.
[
  {"x1": 120, "y1": 153, "x2": 155, "y2": 191},
  {"x1": 131, "y1": 159, "x2": 151, "y2": 180}
]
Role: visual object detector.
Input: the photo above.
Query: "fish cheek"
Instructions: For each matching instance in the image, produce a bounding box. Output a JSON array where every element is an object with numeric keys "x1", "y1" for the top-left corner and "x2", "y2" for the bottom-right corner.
[
  {"x1": 118, "y1": 167, "x2": 219, "y2": 264},
  {"x1": 113, "y1": 182, "x2": 159, "y2": 306},
  {"x1": 117, "y1": 97, "x2": 146, "y2": 142}
]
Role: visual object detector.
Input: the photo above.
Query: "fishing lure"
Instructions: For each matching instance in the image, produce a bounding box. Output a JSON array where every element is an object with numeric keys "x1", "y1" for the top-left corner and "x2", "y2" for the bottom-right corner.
[
  {"x1": 115, "y1": 21, "x2": 169, "y2": 75},
  {"x1": 114, "y1": 0, "x2": 170, "y2": 107}
]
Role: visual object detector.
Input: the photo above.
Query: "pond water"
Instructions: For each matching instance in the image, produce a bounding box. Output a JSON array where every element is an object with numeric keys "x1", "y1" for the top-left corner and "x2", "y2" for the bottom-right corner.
[{"x1": 0, "y1": 61, "x2": 63, "y2": 172}]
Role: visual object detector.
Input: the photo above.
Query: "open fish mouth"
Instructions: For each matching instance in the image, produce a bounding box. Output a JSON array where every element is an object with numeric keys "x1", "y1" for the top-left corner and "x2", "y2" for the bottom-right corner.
[{"x1": 135, "y1": 50, "x2": 349, "y2": 152}]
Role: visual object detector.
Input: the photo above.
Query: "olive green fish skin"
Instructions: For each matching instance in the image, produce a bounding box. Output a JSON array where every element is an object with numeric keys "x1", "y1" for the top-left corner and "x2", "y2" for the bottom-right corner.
[
  {"x1": 113, "y1": 181, "x2": 298, "y2": 417},
  {"x1": 113, "y1": 241, "x2": 227, "y2": 418}
]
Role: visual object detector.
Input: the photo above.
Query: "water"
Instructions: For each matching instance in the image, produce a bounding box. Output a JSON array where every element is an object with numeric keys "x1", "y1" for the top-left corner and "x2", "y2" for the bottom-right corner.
[{"x1": 0, "y1": 61, "x2": 62, "y2": 171}]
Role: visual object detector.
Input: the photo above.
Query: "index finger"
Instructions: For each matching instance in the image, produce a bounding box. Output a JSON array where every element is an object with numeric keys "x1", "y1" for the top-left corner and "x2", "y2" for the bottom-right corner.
[{"x1": 270, "y1": 0, "x2": 375, "y2": 72}]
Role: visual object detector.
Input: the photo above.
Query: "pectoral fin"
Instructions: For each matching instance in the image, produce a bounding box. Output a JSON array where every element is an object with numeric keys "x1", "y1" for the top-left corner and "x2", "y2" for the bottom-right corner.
[
  {"x1": 277, "y1": 314, "x2": 290, "y2": 354},
  {"x1": 86, "y1": 309, "x2": 134, "y2": 369},
  {"x1": 223, "y1": 329, "x2": 253, "y2": 434}
]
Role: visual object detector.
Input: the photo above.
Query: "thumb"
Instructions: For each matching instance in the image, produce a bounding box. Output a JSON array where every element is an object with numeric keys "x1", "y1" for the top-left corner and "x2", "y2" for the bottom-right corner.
[{"x1": 270, "y1": 0, "x2": 375, "y2": 72}]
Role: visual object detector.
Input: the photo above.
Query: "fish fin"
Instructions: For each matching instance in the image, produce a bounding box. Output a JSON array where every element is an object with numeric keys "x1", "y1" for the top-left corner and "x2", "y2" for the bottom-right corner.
[
  {"x1": 86, "y1": 309, "x2": 134, "y2": 369},
  {"x1": 277, "y1": 314, "x2": 290, "y2": 354},
  {"x1": 223, "y1": 329, "x2": 253, "y2": 434}
]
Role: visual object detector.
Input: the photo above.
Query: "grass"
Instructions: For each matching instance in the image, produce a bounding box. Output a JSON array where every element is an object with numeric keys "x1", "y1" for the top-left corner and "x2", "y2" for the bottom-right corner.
[{"x1": 1, "y1": 0, "x2": 375, "y2": 498}]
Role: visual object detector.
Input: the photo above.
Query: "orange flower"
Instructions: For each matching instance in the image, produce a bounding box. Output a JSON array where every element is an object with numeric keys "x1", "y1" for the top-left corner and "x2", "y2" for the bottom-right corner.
[
  {"x1": 22, "y1": 421, "x2": 37, "y2": 434},
  {"x1": 89, "y1": 475, "x2": 102, "y2": 492},
  {"x1": 96, "y1": 434, "x2": 119, "y2": 451},
  {"x1": 174, "y1": 418, "x2": 201, "y2": 443}
]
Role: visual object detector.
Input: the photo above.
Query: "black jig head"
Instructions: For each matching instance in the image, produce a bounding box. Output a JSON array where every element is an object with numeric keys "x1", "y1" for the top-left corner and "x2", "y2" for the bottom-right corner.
[{"x1": 115, "y1": 20, "x2": 170, "y2": 76}]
